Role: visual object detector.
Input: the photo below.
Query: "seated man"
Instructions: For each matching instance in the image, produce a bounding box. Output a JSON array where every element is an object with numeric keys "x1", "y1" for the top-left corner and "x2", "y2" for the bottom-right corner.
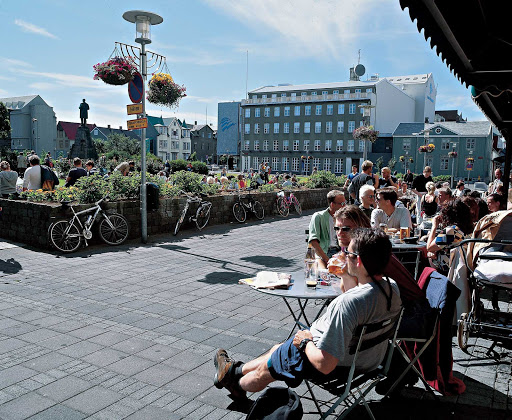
[
  {"x1": 213, "y1": 228, "x2": 402, "y2": 399},
  {"x1": 308, "y1": 190, "x2": 346, "y2": 268},
  {"x1": 371, "y1": 187, "x2": 412, "y2": 230},
  {"x1": 65, "y1": 157, "x2": 87, "y2": 187},
  {"x1": 358, "y1": 184, "x2": 375, "y2": 219}
]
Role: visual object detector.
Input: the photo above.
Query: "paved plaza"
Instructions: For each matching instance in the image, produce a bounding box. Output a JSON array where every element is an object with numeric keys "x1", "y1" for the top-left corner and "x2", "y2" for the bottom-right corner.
[{"x1": 0, "y1": 211, "x2": 511, "y2": 419}]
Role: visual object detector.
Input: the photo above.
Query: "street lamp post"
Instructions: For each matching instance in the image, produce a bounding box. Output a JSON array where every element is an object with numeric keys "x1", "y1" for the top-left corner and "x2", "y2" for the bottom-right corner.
[
  {"x1": 467, "y1": 150, "x2": 473, "y2": 182},
  {"x1": 358, "y1": 103, "x2": 375, "y2": 161},
  {"x1": 450, "y1": 142, "x2": 457, "y2": 188},
  {"x1": 32, "y1": 118, "x2": 38, "y2": 152},
  {"x1": 413, "y1": 128, "x2": 432, "y2": 170},
  {"x1": 123, "y1": 10, "x2": 163, "y2": 244}
]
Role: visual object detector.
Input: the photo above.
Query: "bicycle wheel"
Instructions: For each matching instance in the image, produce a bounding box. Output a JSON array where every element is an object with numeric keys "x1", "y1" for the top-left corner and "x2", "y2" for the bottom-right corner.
[
  {"x1": 195, "y1": 203, "x2": 211, "y2": 230},
  {"x1": 233, "y1": 202, "x2": 247, "y2": 223},
  {"x1": 99, "y1": 214, "x2": 129, "y2": 245},
  {"x1": 253, "y1": 201, "x2": 265, "y2": 220},
  {"x1": 174, "y1": 208, "x2": 187, "y2": 236},
  {"x1": 293, "y1": 198, "x2": 302, "y2": 215},
  {"x1": 50, "y1": 220, "x2": 81, "y2": 253},
  {"x1": 277, "y1": 197, "x2": 289, "y2": 217}
]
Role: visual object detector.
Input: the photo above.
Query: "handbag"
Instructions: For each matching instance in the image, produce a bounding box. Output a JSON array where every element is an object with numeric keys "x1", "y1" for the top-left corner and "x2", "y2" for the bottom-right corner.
[{"x1": 246, "y1": 387, "x2": 303, "y2": 420}]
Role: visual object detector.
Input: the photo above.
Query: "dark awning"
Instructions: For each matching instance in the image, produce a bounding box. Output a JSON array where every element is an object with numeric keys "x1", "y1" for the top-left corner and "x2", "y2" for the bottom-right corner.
[{"x1": 399, "y1": 0, "x2": 512, "y2": 189}]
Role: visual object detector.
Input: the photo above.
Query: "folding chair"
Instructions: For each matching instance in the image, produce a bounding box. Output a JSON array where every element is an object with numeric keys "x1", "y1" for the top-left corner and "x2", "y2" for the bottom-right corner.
[{"x1": 302, "y1": 309, "x2": 404, "y2": 419}]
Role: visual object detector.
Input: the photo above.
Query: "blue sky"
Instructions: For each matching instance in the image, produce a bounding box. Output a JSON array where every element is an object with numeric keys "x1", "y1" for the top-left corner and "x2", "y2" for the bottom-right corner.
[{"x1": 0, "y1": 0, "x2": 486, "y2": 130}]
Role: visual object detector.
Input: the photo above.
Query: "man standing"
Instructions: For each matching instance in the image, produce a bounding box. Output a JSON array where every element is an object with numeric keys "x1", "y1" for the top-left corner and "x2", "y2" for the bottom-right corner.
[
  {"x1": 308, "y1": 190, "x2": 346, "y2": 268},
  {"x1": 378, "y1": 167, "x2": 397, "y2": 188},
  {"x1": 490, "y1": 168, "x2": 503, "y2": 194},
  {"x1": 403, "y1": 169, "x2": 414, "y2": 186},
  {"x1": 85, "y1": 160, "x2": 98, "y2": 176},
  {"x1": 65, "y1": 157, "x2": 87, "y2": 187},
  {"x1": 22, "y1": 155, "x2": 42, "y2": 191},
  {"x1": 16, "y1": 152, "x2": 27, "y2": 177},
  {"x1": 348, "y1": 160, "x2": 379, "y2": 205},
  {"x1": 358, "y1": 184, "x2": 375, "y2": 219},
  {"x1": 411, "y1": 166, "x2": 433, "y2": 221},
  {"x1": 344, "y1": 165, "x2": 359, "y2": 189},
  {"x1": 371, "y1": 187, "x2": 412, "y2": 230},
  {"x1": 213, "y1": 228, "x2": 402, "y2": 400}
]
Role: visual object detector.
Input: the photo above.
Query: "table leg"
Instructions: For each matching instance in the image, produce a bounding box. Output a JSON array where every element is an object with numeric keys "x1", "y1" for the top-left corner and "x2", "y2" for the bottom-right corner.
[{"x1": 283, "y1": 297, "x2": 311, "y2": 339}]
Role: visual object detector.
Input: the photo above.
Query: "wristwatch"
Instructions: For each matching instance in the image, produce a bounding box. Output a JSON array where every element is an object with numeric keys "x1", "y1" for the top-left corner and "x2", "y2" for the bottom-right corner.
[{"x1": 298, "y1": 338, "x2": 312, "y2": 352}]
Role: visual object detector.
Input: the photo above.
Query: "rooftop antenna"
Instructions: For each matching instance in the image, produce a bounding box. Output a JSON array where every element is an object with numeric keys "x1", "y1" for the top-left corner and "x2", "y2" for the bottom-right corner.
[
  {"x1": 206, "y1": 105, "x2": 208, "y2": 126},
  {"x1": 358, "y1": 49, "x2": 361, "y2": 64},
  {"x1": 245, "y1": 50, "x2": 249, "y2": 100}
]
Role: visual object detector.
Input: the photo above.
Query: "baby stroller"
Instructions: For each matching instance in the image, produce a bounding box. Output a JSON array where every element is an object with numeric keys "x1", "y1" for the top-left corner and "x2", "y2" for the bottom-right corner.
[{"x1": 456, "y1": 210, "x2": 512, "y2": 354}]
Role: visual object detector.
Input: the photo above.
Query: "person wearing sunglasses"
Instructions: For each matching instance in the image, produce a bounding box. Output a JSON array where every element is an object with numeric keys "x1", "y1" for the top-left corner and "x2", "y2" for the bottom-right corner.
[
  {"x1": 358, "y1": 184, "x2": 375, "y2": 219},
  {"x1": 213, "y1": 228, "x2": 401, "y2": 400},
  {"x1": 308, "y1": 190, "x2": 347, "y2": 269}
]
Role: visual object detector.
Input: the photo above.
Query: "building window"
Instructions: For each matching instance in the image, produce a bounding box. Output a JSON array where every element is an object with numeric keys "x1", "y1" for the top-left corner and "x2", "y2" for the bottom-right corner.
[
  {"x1": 255, "y1": 108, "x2": 260, "y2": 117},
  {"x1": 245, "y1": 109, "x2": 250, "y2": 118},
  {"x1": 264, "y1": 123, "x2": 269, "y2": 134},
  {"x1": 366, "y1": 88, "x2": 372, "y2": 93},
  {"x1": 311, "y1": 91, "x2": 317, "y2": 96},
  {"x1": 274, "y1": 107, "x2": 280, "y2": 117},
  {"x1": 305, "y1": 105, "x2": 311, "y2": 116},
  {"x1": 244, "y1": 140, "x2": 250, "y2": 150},
  {"x1": 337, "y1": 121, "x2": 344, "y2": 133},
  {"x1": 254, "y1": 123, "x2": 260, "y2": 134},
  {"x1": 283, "y1": 140, "x2": 289, "y2": 151},
  {"x1": 314, "y1": 140, "x2": 321, "y2": 151},
  {"x1": 335, "y1": 158, "x2": 343, "y2": 173},
  {"x1": 294, "y1": 122, "x2": 300, "y2": 133},
  {"x1": 262, "y1": 95, "x2": 267, "y2": 99},
  {"x1": 338, "y1": 104, "x2": 345, "y2": 114},
  {"x1": 315, "y1": 122, "x2": 321, "y2": 133},
  {"x1": 325, "y1": 140, "x2": 332, "y2": 151},
  {"x1": 293, "y1": 140, "x2": 299, "y2": 151},
  {"x1": 301, "y1": 92, "x2": 307, "y2": 97},
  {"x1": 441, "y1": 138, "x2": 450, "y2": 150},
  {"x1": 359, "y1": 140, "x2": 365, "y2": 152},
  {"x1": 264, "y1": 107, "x2": 270, "y2": 117},
  {"x1": 355, "y1": 88, "x2": 361, "y2": 98},
  {"x1": 274, "y1": 123, "x2": 279, "y2": 134},
  {"x1": 326, "y1": 121, "x2": 332, "y2": 133},
  {"x1": 327, "y1": 104, "x2": 333, "y2": 115},
  {"x1": 313, "y1": 157, "x2": 321, "y2": 168},
  {"x1": 294, "y1": 106, "x2": 301, "y2": 116},
  {"x1": 273, "y1": 140, "x2": 279, "y2": 151},
  {"x1": 333, "y1": 90, "x2": 339, "y2": 95},
  {"x1": 403, "y1": 138, "x2": 411, "y2": 150},
  {"x1": 440, "y1": 157, "x2": 449, "y2": 171},
  {"x1": 304, "y1": 122, "x2": 310, "y2": 133},
  {"x1": 324, "y1": 158, "x2": 331, "y2": 171},
  {"x1": 253, "y1": 156, "x2": 259, "y2": 168},
  {"x1": 254, "y1": 140, "x2": 260, "y2": 150},
  {"x1": 284, "y1": 106, "x2": 290, "y2": 116},
  {"x1": 284, "y1": 122, "x2": 289, "y2": 133},
  {"x1": 466, "y1": 138, "x2": 476, "y2": 149},
  {"x1": 272, "y1": 157, "x2": 279, "y2": 169},
  {"x1": 263, "y1": 140, "x2": 269, "y2": 151},
  {"x1": 159, "y1": 140, "x2": 168, "y2": 149},
  {"x1": 291, "y1": 93, "x2": 297, "y2": 99},
  {"x1": 315, "y1": 105, "x2": 322, "y2": 115},
  {"x1": 282, "y1": 157, "x2": 289, "y2": 171},
  {"x1": 336, "y1": 140, "x2": 343, "y2": 151},
  {"x1": 244, "y1": 124, "x2": 250, "y2": 134},
  {"x1": 292, "y1": 157, "x2": 300, "y2": 172},
  {"x1": 348, "y1": 121, "x2": 355, "y2": 133},
  {"x1": 426, "y1": 156, "x2": 433, "y2": 167},
  {"x1": 304, "y1": 140, "x2": 310, "y2": 151},
  {"x1": 349, "y1": 103, "x2": 356, "y2": 114},
  {"x1": 347, "y1": 140, "x2": 355, "y2": 151}
]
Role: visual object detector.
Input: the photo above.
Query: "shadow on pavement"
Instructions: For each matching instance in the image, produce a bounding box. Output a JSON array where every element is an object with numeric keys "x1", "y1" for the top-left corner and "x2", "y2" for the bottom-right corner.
[
  {"x1": 241, "y1": 255, "x2": 294, "y2": 268},
  {"x1": 0, "y1": 258, "x2": 22, "y2": 274}
]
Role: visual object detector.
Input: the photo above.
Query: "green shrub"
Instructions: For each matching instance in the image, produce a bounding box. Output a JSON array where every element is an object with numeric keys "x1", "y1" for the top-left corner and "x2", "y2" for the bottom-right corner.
[
  {"x1": 54, "y1": 157, "x2": 71, "y2": 178},
  {"x1": 159, "y1": 183, "x2": 182, "y2": 198},
  {"x1": 74, "y1": 174, "x2": 108, "y2": 204},
  {"x1": 169, "y1": 170, "x2": 204, "y2": 193},
  {"x1": 170, "y1": 159, "x2": 188, "y2": 173},
  {"x1": 259, "y1": 183, "x2": 275, "y2": 192},
  {"x1": 433, "y1": 175, "x2": 452, "y2": 183},
  {"x1": 192, "y1": 161, "x2": 208, "y2": 175},
  {"x1": 305, "y1": 170, "x2": 344, "y2": 189}
]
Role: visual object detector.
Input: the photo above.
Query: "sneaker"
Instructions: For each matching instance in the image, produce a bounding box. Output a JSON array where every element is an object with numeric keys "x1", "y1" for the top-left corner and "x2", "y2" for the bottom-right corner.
[{"x1": 213, "y1": 349, "x2": 235, "y2": 389}]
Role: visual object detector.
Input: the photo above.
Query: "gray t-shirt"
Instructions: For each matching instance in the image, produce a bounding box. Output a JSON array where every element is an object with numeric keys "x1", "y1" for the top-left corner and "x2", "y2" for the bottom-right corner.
[
  {"x1": 371, "y1": 207, "x2": 412, "y2": 230},
  {"x1": 310, "y1": 280, "x2": 401, "y2": 371},
  {"x1": 348, "y1": 173, "x2": 375, "y2": 203},
  {"x1": 0, "y1": 171, "x2": 18, "y2": 194}
]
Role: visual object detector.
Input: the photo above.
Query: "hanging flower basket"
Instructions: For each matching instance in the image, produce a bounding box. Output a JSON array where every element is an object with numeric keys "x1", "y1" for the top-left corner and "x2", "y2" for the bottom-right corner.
[
  {"x1": 147, "y1": 73, "x2": 186, "y2": 108},
  {"x1": 448, "y1": 151, "x2": 458, "y2": 158},
  {"x1": 466, "y1": 157, "x2": 474, "y2": 163},
  {"x1": 93, "y1": 57, "x2": 137, "y2": 86},
  {"x1": 352, "y1": 125, "x2": 379, "y2": 143},
  {"x1": 399, "y1": 156, "x2": 405, "y2": 162},
  {"x1": 419, "y1": 143, "x2": 435, "y2": 153}
]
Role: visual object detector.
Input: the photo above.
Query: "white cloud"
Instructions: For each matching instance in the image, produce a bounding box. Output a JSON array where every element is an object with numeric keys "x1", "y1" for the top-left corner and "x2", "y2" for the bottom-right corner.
[
  {"x1": 28, "y1": 82, "x2": 54, "y2": 90},
  {"x1": 0, "y1": 57, "x2": 32, "y2": 69},
  {"x1": 0, "y1": 88, "x2": 8, "y2": 96},
  {"x1": 14, "y1": 19, "x2": 58, "y2": 39},
  {"x1": 18, "y1": 70, "x2": 100, "y2": 90}
]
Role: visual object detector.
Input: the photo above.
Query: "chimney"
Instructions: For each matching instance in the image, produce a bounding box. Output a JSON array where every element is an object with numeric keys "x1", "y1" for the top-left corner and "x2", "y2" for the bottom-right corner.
[
  {"x1": 195, "y1": 121, "x2": 197, "y2": 125},
  {"x1": 108, "y1": 124, "x2": 111, "y2": 129},
  {"x1": 119, "y1": 126, "x2": 122, "y2": 130}
]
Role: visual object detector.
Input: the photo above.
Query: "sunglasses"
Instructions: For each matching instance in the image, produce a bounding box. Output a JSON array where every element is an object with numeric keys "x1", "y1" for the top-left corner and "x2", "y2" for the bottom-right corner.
[
  {"x1": 333, "y1": 201, "x2": 346, "y2": 206},
  {"x1": 364, "y1": 194, "x2": 375, "y2": 199},
  {"x1": 341, "y1": 247, "x2": 359, "y2": 259},
  {"x1": 334, "y1": 226, "x2": 351, "y2": 232}
]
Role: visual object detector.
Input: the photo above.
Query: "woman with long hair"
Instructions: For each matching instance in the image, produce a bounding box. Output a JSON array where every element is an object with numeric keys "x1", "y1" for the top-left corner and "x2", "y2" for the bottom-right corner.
[{"x1": 421, "y1": 181, "x2": 438, "y2": 217}]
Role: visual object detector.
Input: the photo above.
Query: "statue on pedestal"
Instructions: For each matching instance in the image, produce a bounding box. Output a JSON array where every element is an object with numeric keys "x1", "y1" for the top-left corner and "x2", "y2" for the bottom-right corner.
[{"x1": 79, "y1": 99, "x2": 89, "y2": 126}]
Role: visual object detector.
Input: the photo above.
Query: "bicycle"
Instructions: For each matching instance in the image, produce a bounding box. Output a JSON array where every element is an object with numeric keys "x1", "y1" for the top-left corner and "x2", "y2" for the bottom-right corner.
[
  {"x1": 48, "y1": 198, "x2": 129, "y2": 253},
  {"x1": 276, "y1": 190, "x2": 302, "y2": 217},
  {"x1": 173, "y1": 191, "x2": 212, "y2": 236},
  {"x1": 233, "y1": 188, "x2": 265, "y2": 223}
]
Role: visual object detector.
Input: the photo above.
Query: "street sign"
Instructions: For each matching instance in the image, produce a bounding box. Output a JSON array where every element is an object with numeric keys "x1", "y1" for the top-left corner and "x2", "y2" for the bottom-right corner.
[
  {"x1": 466, "y1": 163, "x2": 473, "y2": 171},
  {"x1": 127, "y1": 117, "x2": 148, "y2": 130},
  {"x1": 127, "y1": 103, "x2": 143, "y2": 115},
  {"x1": 128, "y1": 72, "x2": 144, "y2": 103}
]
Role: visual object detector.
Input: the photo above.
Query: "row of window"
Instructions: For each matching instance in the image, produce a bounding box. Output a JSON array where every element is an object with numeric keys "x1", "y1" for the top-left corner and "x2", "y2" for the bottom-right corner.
[
  {"x1": 243, "y1": 139, "x2": 365, "y2": 152},
  {"x1": 402, "y1": 155, "x2": 477, "y2": 171},
  {"x1": 244, "y1": 103, "x2": 363, "y2": 118},
  {"x1": 243, "y1": 156, "x2": 345, "y2": 173},
  {"x1": 159, "y1": 140, "x2": 190, "y2": 150},
  {"x1": 244, "y1": 121, "x2": 363, "y2": 135},
  {"x1": 402, "y1": 138, "x2": 477, "y2": 150},
  {"x1": 251, "y1": 88, "x2": 372, "y2": 100}
]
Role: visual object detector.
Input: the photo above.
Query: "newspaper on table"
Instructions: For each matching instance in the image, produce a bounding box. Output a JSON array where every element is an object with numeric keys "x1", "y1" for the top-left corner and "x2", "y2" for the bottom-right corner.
[{"x1": 239, "y1": 271, "x2": 291, "y2": 289}]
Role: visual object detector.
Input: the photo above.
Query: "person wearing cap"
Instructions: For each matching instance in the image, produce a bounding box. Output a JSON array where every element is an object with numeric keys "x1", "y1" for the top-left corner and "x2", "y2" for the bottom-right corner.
[{"x1": 213, "y1": 228, "x2": 402, "y2": 400}]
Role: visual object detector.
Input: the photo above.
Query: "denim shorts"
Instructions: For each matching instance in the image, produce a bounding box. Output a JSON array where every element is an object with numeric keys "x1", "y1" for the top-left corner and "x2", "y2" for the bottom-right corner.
[{"x1": 267, "y1": 338, "x2": 314, "y2": 388}]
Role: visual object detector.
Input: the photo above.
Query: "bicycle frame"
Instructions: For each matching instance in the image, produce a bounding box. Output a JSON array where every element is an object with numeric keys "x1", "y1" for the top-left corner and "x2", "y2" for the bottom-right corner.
[{"x1": 64, "y1": 201, "x2": 114, "y2": 246}]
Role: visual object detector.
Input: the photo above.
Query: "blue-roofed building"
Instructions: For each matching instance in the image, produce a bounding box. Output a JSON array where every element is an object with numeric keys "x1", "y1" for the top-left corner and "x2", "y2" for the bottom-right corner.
[{"x1": 392, "y1": 121, "x2": 497, "y2": 183}]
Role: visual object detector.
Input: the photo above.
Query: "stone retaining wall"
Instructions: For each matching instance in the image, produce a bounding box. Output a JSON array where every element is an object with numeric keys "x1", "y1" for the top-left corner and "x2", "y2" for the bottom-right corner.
[{"x1": 0, "y1": 188, "x2": 335, "y2": 249}]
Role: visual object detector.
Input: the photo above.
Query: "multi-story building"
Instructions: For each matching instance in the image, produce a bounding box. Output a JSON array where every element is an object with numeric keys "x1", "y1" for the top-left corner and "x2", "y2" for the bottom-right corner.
[
  {"x1": 1, "y1": 95, "x2": 57, "y2": 155},
  {"x1": 238, "y1": 73, "x2": 436, "y2": 174},
  {"x1": 190, "y1": 122, "x2": 217, "y2": 163},
  {"x1": 152, "y1": 117, "x2": 192, "y2": 161},
  {"x1": 217, "y1": 101, "x2": 240, "y2": 170},
  {"x1": 392, "y1": 121, "x2": 496, "y2": 182}
]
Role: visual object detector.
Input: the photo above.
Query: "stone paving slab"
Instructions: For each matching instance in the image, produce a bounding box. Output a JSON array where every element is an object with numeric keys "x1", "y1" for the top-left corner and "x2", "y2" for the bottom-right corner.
[{"x1": 1, "y1": 211, "x2": 511, "y2": 418}]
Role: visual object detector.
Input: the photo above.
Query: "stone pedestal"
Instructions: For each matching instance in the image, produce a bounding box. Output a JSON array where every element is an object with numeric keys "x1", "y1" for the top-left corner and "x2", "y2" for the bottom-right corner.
[{"x1": 68, "y1": 125, "x2": 98, "y2": 161}]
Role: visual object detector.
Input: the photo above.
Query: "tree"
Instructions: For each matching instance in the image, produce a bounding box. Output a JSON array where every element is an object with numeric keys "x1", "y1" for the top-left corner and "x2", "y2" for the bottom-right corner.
[
  {"x1": 0, "y1": 102, "x2": 11, "y2": 140},
  {"x1": 375, "y1": 156, "x2": 384, "y2": 173},
  {"x1": 187, "y1": 151, "x2": 197, "y2": 161},
  {"x1": 387, "y1": 157, "x2": 397, "y2": 172}
]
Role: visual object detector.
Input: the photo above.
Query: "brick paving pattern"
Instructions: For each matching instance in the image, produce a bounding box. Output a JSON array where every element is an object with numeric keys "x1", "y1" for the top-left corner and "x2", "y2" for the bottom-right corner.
[{"x1": 0, "y1": 211, "x2": 511, "y2": 419}]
